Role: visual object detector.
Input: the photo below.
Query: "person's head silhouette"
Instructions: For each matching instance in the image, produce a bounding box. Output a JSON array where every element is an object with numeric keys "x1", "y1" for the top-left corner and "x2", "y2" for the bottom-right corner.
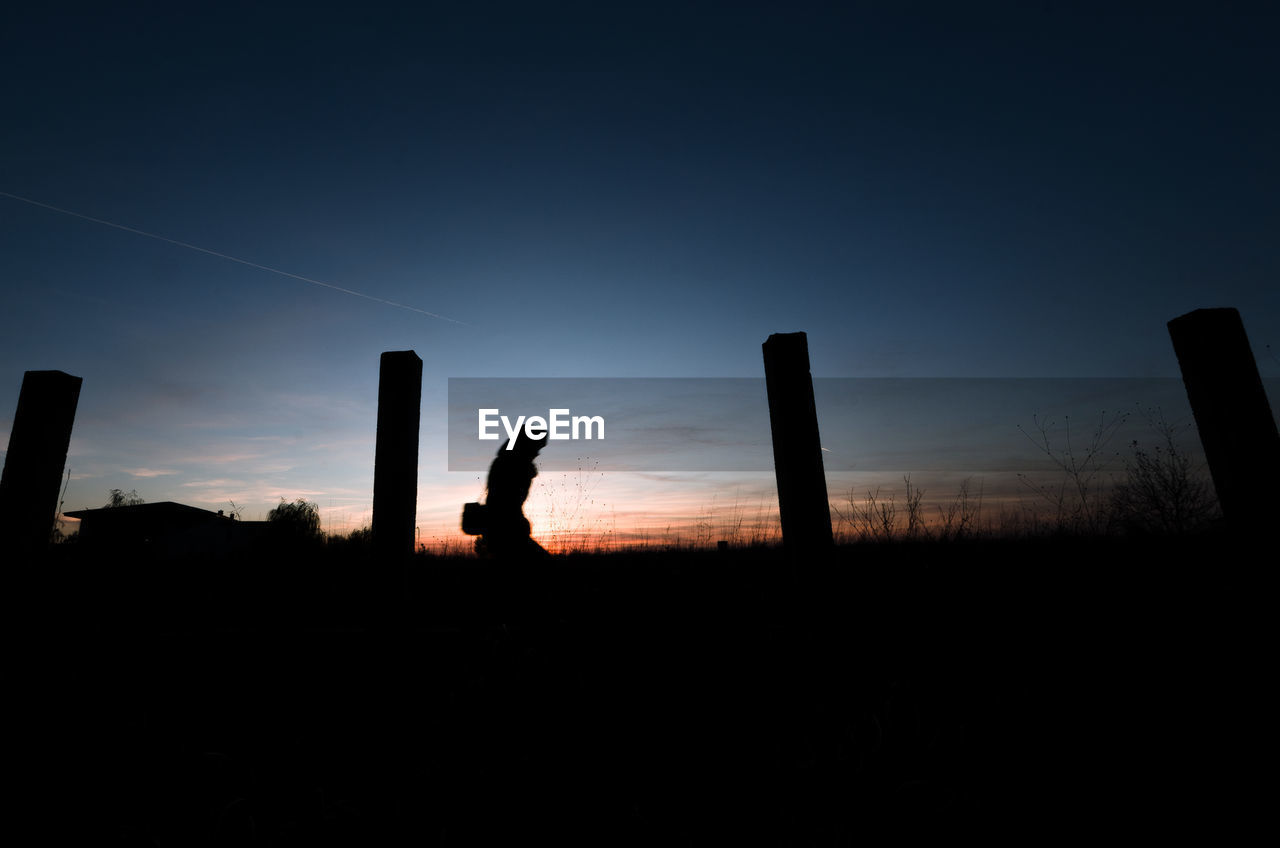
[{"x1": 503, "y1": 429, "x2": 547, "y2": 458}]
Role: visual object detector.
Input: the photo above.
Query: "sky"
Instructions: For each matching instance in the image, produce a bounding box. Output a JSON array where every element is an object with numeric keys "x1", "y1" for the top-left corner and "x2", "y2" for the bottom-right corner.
[{"x1": 2, "y1": 2, "x2": 1278, "y2": 548}]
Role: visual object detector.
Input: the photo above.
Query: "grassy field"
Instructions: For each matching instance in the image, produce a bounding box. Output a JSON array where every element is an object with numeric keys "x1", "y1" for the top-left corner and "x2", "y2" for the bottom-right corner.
[{"x1": 16, "y1": 535, "x2": 1265, "y2": 844}]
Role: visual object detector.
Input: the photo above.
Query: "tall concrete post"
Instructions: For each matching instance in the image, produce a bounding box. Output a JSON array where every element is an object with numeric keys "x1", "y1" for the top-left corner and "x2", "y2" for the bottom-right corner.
[
  {"x1": 0, "y1": 370, "x2": 82, "y2": 556},
  {"x1": 372, "y1": 351, "x2": 422, "y2": 560},
  {"x1": 1168, "y1": 308, "x2": 1280, "y2": 531},
  {"x1": 763, "y1": 333, "x2": 833, "y2": 551}
]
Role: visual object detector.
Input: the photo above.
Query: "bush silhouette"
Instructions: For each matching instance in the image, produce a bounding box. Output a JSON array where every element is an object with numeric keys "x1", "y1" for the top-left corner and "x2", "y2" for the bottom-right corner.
[{"x1": 1108, "y1": 412, "x2": 1219, "y2": 535}]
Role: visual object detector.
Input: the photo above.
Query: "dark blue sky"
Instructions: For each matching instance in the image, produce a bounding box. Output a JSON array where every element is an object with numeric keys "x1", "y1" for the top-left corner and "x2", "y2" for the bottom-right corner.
[{"x1": 2, "y1": 2, "x2": 1277, "y2": 538}]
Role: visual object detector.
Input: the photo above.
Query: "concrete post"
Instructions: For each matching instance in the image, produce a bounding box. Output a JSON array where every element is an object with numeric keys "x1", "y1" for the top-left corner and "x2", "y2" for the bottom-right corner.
[
  {"x1": 372, "y1": 351, "x2": 422, "y2": 560},
  {"x1": 1167, "y1": 308, "x2": 1280, "y2": 531},
  {"x1": 0, "y1": 370, "x2": 82, "y2": 556},
  {"x1": 762, "y1": 333, "x2": 833, "y2": 551}
]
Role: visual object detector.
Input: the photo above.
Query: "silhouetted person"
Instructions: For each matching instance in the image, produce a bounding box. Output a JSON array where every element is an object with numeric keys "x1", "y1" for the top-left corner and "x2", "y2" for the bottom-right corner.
[{"x1": 478, "y1": 429, "x2": 549, "y2": 561}]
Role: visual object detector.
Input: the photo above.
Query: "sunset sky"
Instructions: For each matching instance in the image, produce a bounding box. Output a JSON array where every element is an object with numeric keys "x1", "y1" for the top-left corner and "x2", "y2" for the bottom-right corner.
[{"x1": 2, "y1": 3, "x2": 1277, "y2": 549}]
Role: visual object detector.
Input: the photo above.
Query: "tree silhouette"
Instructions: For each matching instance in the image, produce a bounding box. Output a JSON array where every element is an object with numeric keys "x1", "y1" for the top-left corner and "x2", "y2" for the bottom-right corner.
[
  {"x1": 104, "y1": 488, "x2": 145, "y2": 508},
  {"x1": 267, "y1": 498, "x2": 322, "y2": 542}
]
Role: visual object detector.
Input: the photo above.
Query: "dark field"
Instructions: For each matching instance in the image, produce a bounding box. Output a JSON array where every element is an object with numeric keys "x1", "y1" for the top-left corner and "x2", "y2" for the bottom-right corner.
[{"x1": 16, "y1": 537, "x2": 1265, "y2": 844}]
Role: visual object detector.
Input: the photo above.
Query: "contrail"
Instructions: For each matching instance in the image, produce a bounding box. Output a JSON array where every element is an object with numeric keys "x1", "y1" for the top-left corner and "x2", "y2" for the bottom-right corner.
[{"x1": 0, "y1": 190, "x2": 467, "y2": 325}]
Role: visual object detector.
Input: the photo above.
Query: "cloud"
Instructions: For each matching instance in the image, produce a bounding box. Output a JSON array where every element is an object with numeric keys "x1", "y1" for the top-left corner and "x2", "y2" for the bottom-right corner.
[{"x1": 123, "y1": 467, "x2": 179, "y2": 478}]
